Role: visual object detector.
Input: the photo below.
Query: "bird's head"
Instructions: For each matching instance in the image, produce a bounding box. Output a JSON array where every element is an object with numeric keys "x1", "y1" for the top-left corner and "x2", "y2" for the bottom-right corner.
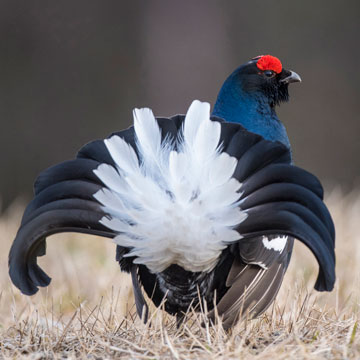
[
  {"x1": 233, "y1": 54, "x2": 301, "y2": 108},
  {"x1": 213, "y1": 55, "x2": 301, "y2": 146}
]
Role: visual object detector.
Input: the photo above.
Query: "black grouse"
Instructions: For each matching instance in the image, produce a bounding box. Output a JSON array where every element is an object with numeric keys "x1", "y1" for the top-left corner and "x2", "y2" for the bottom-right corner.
[{"x1": 9, "y1": 55, "x2": 335, "y2": 329}]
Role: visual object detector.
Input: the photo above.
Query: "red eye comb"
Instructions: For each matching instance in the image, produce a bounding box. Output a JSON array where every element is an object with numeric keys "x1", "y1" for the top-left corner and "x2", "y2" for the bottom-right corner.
[{"x1": 256, "y1": 55, "x2": 282, "y2": 74}]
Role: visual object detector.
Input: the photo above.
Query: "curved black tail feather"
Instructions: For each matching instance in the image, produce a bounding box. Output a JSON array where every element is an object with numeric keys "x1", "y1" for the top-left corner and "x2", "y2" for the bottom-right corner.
[{"x1": 9, "y1": 113, "x2": 335, "y2": 304}]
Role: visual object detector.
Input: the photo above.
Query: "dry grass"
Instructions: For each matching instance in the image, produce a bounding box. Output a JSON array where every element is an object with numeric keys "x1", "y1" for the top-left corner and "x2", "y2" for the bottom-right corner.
[{"x1": 0, "y1": 188, "x2": 359, "y2": 359}]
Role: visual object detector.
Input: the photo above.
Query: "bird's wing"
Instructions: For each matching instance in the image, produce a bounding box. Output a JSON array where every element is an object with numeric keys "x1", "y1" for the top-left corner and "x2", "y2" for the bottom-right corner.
[{"x1": 209, "y1": 238, "x2": 294, "y2": 330}]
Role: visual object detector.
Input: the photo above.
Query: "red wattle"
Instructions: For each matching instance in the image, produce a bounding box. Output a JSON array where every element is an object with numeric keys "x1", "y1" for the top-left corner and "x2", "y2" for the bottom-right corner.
[{"x1": 256, "y1": 55, "x2": 282, "y2": 74}]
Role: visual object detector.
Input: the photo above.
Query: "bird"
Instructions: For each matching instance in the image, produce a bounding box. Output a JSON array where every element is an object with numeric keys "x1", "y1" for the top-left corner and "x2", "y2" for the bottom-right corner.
[{"x1": 9, "y1": 55, "x2": 335, "y2": 330}]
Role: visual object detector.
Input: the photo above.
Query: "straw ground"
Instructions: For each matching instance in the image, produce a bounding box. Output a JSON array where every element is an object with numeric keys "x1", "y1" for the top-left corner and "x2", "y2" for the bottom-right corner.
[{"x1": 0, "y1": 188, "x2": 359, "y2": 359}]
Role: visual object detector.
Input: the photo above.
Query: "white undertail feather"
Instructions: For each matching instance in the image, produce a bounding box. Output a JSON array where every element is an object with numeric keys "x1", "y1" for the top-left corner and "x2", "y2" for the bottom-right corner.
[{"x1": 93, "y1": 100, "x2": 247, "y2": 273}]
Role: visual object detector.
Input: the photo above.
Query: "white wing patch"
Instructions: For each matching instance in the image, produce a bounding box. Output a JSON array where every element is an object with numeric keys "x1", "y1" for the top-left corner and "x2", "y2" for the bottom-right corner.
[
  {"x1": 93, "y1": 100, "x2": 247, "y2": 273},
  {"x1": 262, "y1": 236, "x2": 288, "y2": 254}
]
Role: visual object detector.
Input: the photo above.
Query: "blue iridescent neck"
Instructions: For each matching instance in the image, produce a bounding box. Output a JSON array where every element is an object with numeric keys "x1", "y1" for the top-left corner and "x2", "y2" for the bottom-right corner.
[{"x1": 212, "y1": 70, "x2": 291, "y2": 149}]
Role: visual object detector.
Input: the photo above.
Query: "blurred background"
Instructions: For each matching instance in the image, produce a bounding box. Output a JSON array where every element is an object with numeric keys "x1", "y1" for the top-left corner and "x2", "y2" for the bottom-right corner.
[{"x1": 1, "y1": 0, "x2": 359, "y2": 209}]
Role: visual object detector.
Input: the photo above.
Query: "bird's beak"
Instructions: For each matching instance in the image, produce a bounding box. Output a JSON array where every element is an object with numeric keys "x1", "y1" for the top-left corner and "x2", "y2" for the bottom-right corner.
[{"x1": 280, "y1": 70, "x2": 302, "y2": 84}]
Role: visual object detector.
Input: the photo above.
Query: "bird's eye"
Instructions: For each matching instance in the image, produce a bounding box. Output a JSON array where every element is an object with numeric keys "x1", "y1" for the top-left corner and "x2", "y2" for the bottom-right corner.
[{"x1": 263, "y1": 70, "x2": 275, "y2": 78}]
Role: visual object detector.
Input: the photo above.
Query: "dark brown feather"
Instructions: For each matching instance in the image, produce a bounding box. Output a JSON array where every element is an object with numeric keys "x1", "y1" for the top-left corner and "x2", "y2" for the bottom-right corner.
[{"x1": 208, "y1": 239, "x2": 293, "y2": 330}]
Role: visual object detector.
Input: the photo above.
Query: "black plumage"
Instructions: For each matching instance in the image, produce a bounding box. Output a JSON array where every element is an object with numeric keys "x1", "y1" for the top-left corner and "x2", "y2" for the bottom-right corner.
[{"x1": 9, "y1": 114, "x2": 335, "y2": 328}]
